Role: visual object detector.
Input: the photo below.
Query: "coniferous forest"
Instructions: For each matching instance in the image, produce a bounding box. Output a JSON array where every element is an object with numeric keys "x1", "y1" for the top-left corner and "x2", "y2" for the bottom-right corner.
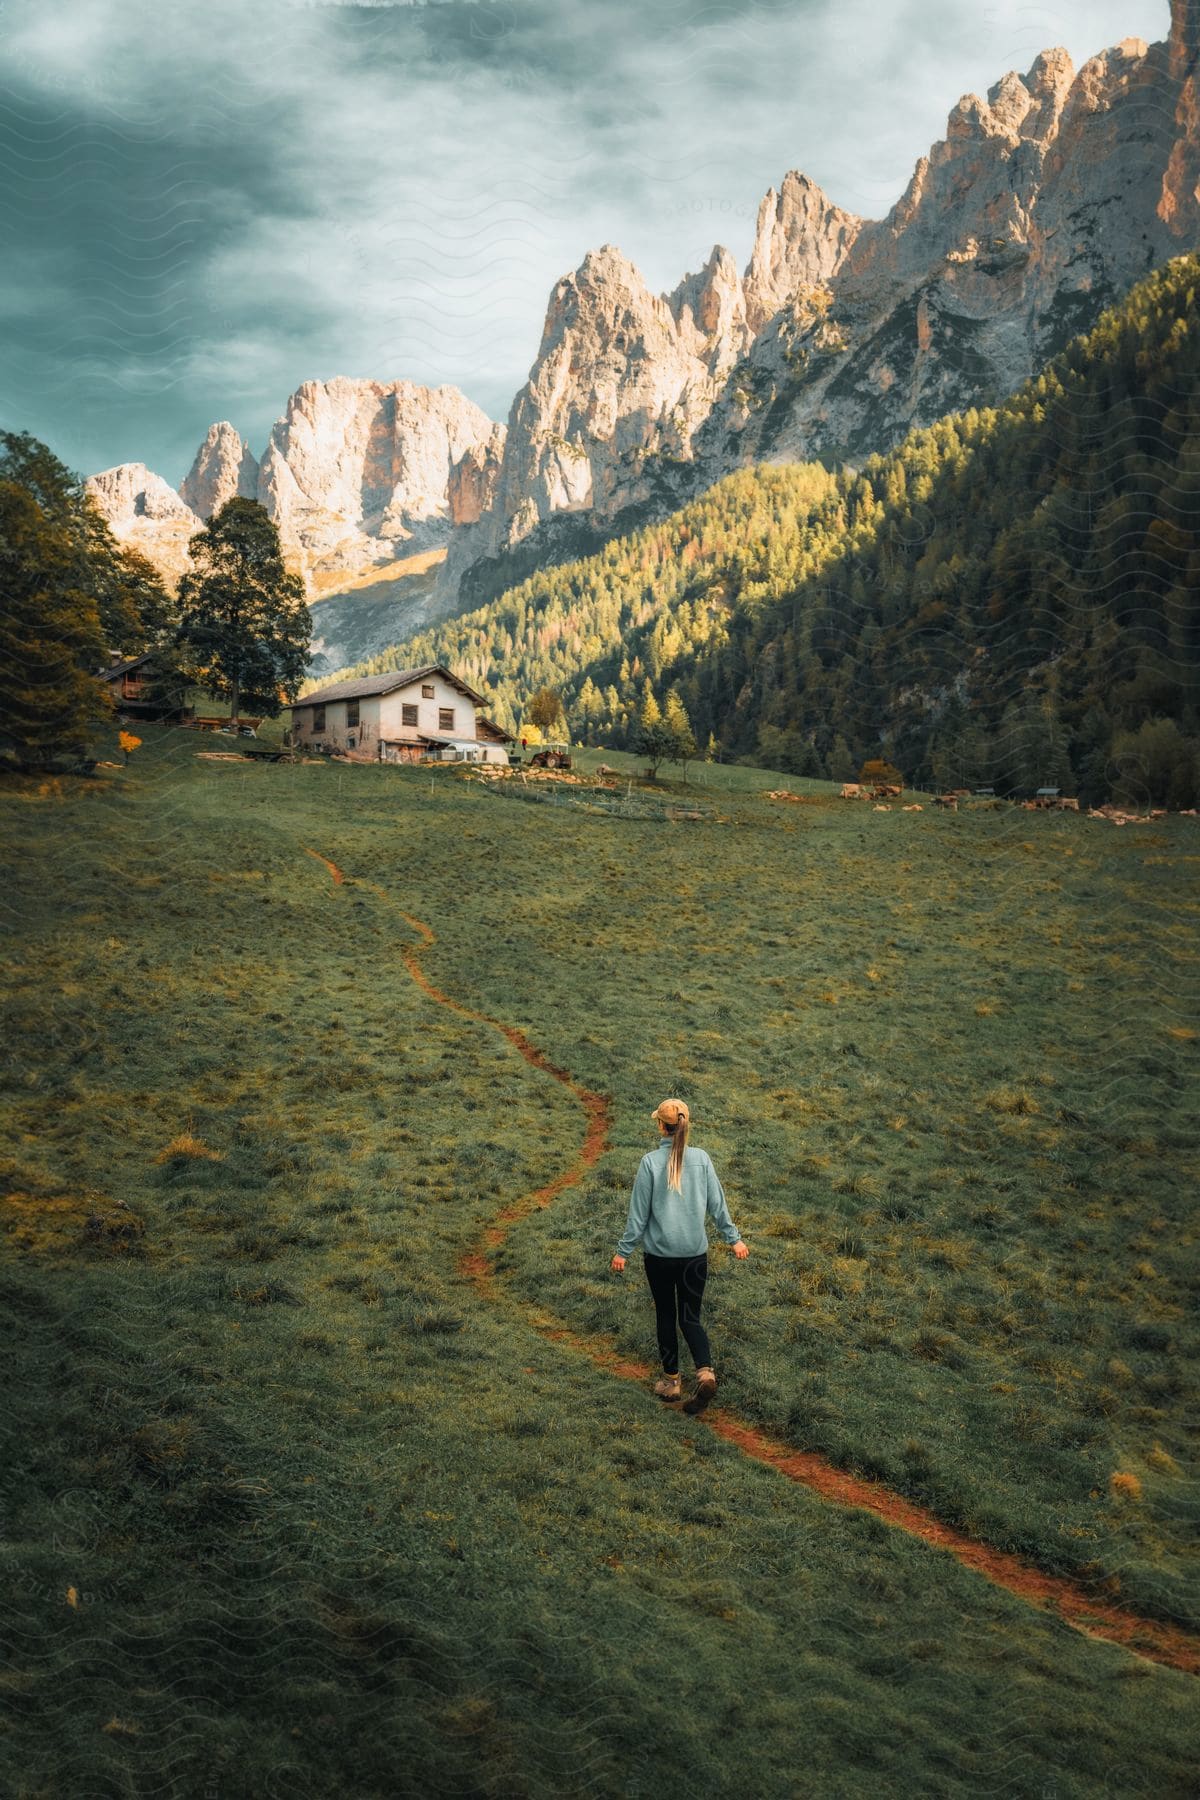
[{"x1": 344, "y1": 255, "x2": 1200, "y2": 805}]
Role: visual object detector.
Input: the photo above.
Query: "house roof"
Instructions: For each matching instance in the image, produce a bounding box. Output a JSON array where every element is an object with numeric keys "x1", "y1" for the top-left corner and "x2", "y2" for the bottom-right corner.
[
  {"x1": 477, "y1": 716, "x2": 516, "y2": 743},
  {"x1": 379, "y1": 733, "x2": 510, "y2": 750},
  {"x1": 293, "y1": 664, "x2": 484, "y2": 709},
  {"x1": 96, "y1": 651, "x2": 156, "y2": 682}
]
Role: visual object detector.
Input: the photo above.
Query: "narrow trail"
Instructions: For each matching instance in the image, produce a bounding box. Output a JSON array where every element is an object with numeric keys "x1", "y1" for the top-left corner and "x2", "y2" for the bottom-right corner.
[{"x1": 307, "y1": 846, "x2": 1200, "y2": 1678}]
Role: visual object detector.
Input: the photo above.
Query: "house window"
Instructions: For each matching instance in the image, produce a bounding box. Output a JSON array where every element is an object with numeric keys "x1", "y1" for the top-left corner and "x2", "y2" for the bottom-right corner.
[
  {"x1": 439, "y1": 707, "x2": 455, "y2": 731},
  {"x1": 312, "y1": 705, "x2": 325, "y2": 732},
  {"x1": 402, "y1": 703, "x2": 419, "y2": 727},
  {"x1": 347, "y1": 700, "x2": 360, "y2": 727},
  {"x1": 422, "y1": 684, "x2": 435, "y2": 698}
]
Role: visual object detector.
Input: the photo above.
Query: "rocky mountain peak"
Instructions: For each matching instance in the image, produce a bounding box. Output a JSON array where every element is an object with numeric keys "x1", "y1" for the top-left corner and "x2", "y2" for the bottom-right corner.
[
  {"x1": 940, "y1": 52, "x2": 1076, "y2": 151},
  {"x1": 668, "y1": 244, "x2": 749, "y2": 359},
  {"x1": 84, "y1": 463, "x2": 201, "y2": 589},
  {"x1": 89, "y1": 383, "x2": 500, "y2": 596},
  {"x1": 179, "y1": 421, "x2": 259, "y2": 520},
  {"x1": 86, "y1": 462, "x2": 197, "y2": 524},
  {"x1": 455, "y1": 236, "x2": 760, "y2": 577},
  {"x1": 1018, "y1": 49, "x2": 1077, "y2": 140},
  {"x1": 255, "y1": 377, "x2": 499, "y2": 585},
  {"x1": 577, "y1": 242, "x2": 636, "y2": 278},
  {"x1": 542, "y1": 245, "x2": 670, "y2": 349},
  {"x1": 743, "y1": 170, "x2": 861, "y2": 330},
  {"x1": 699, "y1": 10, "x2": 1200, "y2": 489}
]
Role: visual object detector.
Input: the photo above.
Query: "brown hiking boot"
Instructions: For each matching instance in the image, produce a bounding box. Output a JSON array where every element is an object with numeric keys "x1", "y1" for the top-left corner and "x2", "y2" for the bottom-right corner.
[
  {"x1": 683, "y1": 1368, "x2": 717, "y2": 1415},
  {"x1": 653, "y1": 1373, "x2": 681, "y2": 1401}
]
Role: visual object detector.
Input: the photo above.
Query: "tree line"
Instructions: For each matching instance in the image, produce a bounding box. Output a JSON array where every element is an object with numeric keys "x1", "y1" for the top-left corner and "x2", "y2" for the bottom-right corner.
[{"x1": 0, "y1": 432, "x2": 310, "y2": 771}]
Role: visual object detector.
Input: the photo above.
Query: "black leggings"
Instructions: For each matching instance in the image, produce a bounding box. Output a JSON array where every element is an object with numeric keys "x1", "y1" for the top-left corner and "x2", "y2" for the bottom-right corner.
[{"x1": 643, "y1": 1252, "x2": 711, "y2": 1374}]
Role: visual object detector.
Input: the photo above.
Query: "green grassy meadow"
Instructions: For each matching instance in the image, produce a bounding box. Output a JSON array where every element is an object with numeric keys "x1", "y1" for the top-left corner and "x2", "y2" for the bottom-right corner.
[{"x1": 2, "y1": 733, "x2": 1198, "y2": 1797}]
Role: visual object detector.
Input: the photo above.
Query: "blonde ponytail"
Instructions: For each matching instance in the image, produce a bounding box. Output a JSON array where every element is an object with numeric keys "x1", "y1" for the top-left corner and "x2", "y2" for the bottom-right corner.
[{"x1": 666, "y1": 1113, "x2": 689, "y2": 1192}]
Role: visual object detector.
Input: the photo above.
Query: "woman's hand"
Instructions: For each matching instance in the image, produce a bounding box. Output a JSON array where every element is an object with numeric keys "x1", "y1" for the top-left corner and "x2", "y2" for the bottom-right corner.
[
  {"x1": 611, "y1": 1254, "x2": 626, "y2": 1273},
  {"x1": 732, "y1": 1240, "x2": 750, "y2": 1259}
]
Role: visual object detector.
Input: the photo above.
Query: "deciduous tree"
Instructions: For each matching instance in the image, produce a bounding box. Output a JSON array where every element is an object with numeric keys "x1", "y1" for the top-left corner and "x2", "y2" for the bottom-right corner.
[
  {"x1": 175, "y1": 499, "x2": 310, "y2": 722},
  {"x1": 526, "y1": 685, "x2": 565, "y2": 735}
]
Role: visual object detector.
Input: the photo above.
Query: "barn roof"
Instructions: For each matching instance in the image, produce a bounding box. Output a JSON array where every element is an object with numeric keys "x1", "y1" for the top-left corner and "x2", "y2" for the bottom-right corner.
[{"x1": 293, "y1": 664, "x2": 484, "y2": 708}]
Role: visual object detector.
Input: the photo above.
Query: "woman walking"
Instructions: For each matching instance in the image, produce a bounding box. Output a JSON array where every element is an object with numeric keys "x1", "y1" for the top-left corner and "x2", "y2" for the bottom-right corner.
[{"x1": 611, "y1": 1098, "x2": 749, "y2": 1413}]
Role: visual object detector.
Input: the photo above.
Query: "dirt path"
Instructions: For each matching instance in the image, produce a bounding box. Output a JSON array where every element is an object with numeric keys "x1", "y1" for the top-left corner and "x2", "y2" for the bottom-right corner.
[{"x1": 307, "y1": 846, "x2": 1200, "y2": 1677}]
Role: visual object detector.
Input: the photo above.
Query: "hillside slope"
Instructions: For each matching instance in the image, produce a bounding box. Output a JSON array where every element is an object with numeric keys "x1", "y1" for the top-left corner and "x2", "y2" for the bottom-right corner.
[
  {"x1": 4, "y1": 745, "x2": 1198, "y2": 1792},
  {"x1": 445, "y1": 4, "x2": 1200, "y2": 605},
  {"x1": 345, "y1": 254, "x2": 1200, "y2": 804},
  {"x1": 304, "y1": 549, "x2": 450, "y2": 679}
]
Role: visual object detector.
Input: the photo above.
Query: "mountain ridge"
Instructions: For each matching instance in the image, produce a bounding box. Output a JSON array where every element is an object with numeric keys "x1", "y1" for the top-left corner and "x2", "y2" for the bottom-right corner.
[
  {"x1": 340, "y1": 252, "x2": 1200, "y2": 805},
  {"x1": 85, "y1": 5, "x2": 1200, "y2": 643},
  {"x1": 86, "y1": 379, "x2": 503, "y2": 603},
  {"x1": 453, "y1": 4, "x2": 1200, "y2": 604}
]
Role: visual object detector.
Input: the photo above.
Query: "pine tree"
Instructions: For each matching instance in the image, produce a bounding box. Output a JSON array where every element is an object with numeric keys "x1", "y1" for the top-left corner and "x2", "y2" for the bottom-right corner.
[
  {"x1": 0, "y1": 431, "x2": 172, "y2": 659},
  {"x1": 0, "y1": 469, "x2": 111, "y2": 769},
  {"x1": 639, "y1": 682, "x2": 661, "y2": 730},
  {"x1": 664, "y1": 688, "x2": 696, "y2": 772}
]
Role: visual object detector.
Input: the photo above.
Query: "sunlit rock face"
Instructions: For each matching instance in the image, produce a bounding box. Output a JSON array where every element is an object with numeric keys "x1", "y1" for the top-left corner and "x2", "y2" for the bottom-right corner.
[
  {"x1": 254, "y1": 378, "x2": 501, "y2": 587},
  {"x1": 179, "y1": 422, "x2": 259, "y2": 520},
  {"x1": 450, "y1": 9, "x2": 1200, "y2": 601},
  {"x1": 702, "y1": 22, "x2": 1200, "y2": 474},
  {"x1": 84, "y1": 462, "x2": 202, "y2": 590},
  {"x1": 91, "y1": 6, "x2": 1200, "y2": 615},
  {"x1": 89, "y1": 384, "x2": 502, "y2": 597}
]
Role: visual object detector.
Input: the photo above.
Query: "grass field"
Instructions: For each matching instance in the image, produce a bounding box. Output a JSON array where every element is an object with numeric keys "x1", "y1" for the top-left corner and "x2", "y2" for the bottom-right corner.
[{"x1": 2, "y1": 731, "x2": 1198, "y2": 1798}]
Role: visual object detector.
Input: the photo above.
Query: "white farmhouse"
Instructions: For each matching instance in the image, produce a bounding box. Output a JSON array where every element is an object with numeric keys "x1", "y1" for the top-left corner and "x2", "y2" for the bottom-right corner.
[{"x1": 290, "y1": 664, "x2": 513, "y2": 764}]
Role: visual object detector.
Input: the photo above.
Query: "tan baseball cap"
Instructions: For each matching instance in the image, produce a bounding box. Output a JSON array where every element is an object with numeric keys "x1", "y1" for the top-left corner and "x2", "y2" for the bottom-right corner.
[{"x1": 651, "y1": 1098, "x2": 689, "y2": 1127}]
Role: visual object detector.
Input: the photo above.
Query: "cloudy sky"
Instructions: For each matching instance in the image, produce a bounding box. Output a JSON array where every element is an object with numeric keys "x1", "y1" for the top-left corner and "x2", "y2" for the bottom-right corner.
[{"x1": 0, "y1": 0, "x2": 1168, "y2": 487}]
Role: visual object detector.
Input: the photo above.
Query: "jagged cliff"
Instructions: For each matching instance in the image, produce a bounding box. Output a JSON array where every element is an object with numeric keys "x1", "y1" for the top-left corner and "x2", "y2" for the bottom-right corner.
[
  {"x1": 87, "y1": 381, "x2": 502, "y2": 596},
  {"x1": 179, "y1": 422, "x2": 259, "y2": 519},
  {"x1": 87, "y1": 5, "x2": 1200, "y2": 631},
  {"x1": 255, "y1": 378, "x2": 500, "y2": 585},
  {"x1": 703, "y1": 22, "x2": 1199, "y2": 472},
  {"x1": 451, "y1": 5, "x2": 1200, "y2": 603},
  {"x1": 742, "y1": 172, "x2": 861, "y2": 331},
  {"x1": 83, "y1": 463, "x2": 201, "y2": 589},
  {"x1": 439, "y1": 243, "x2": 756, "y2": 600}
]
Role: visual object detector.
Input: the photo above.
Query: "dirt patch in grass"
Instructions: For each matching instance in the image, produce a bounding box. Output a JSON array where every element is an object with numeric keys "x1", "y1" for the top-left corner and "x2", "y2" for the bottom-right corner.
[{"x1": 3, "y1": 1189, "x2": 144, "y2": 1256}]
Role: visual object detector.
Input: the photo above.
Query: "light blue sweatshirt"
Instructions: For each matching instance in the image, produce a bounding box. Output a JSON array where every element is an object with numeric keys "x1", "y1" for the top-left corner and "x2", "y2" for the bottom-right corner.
[{"x1": 616, "y1": 1140, "x2": 742, "y2": 1259}]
